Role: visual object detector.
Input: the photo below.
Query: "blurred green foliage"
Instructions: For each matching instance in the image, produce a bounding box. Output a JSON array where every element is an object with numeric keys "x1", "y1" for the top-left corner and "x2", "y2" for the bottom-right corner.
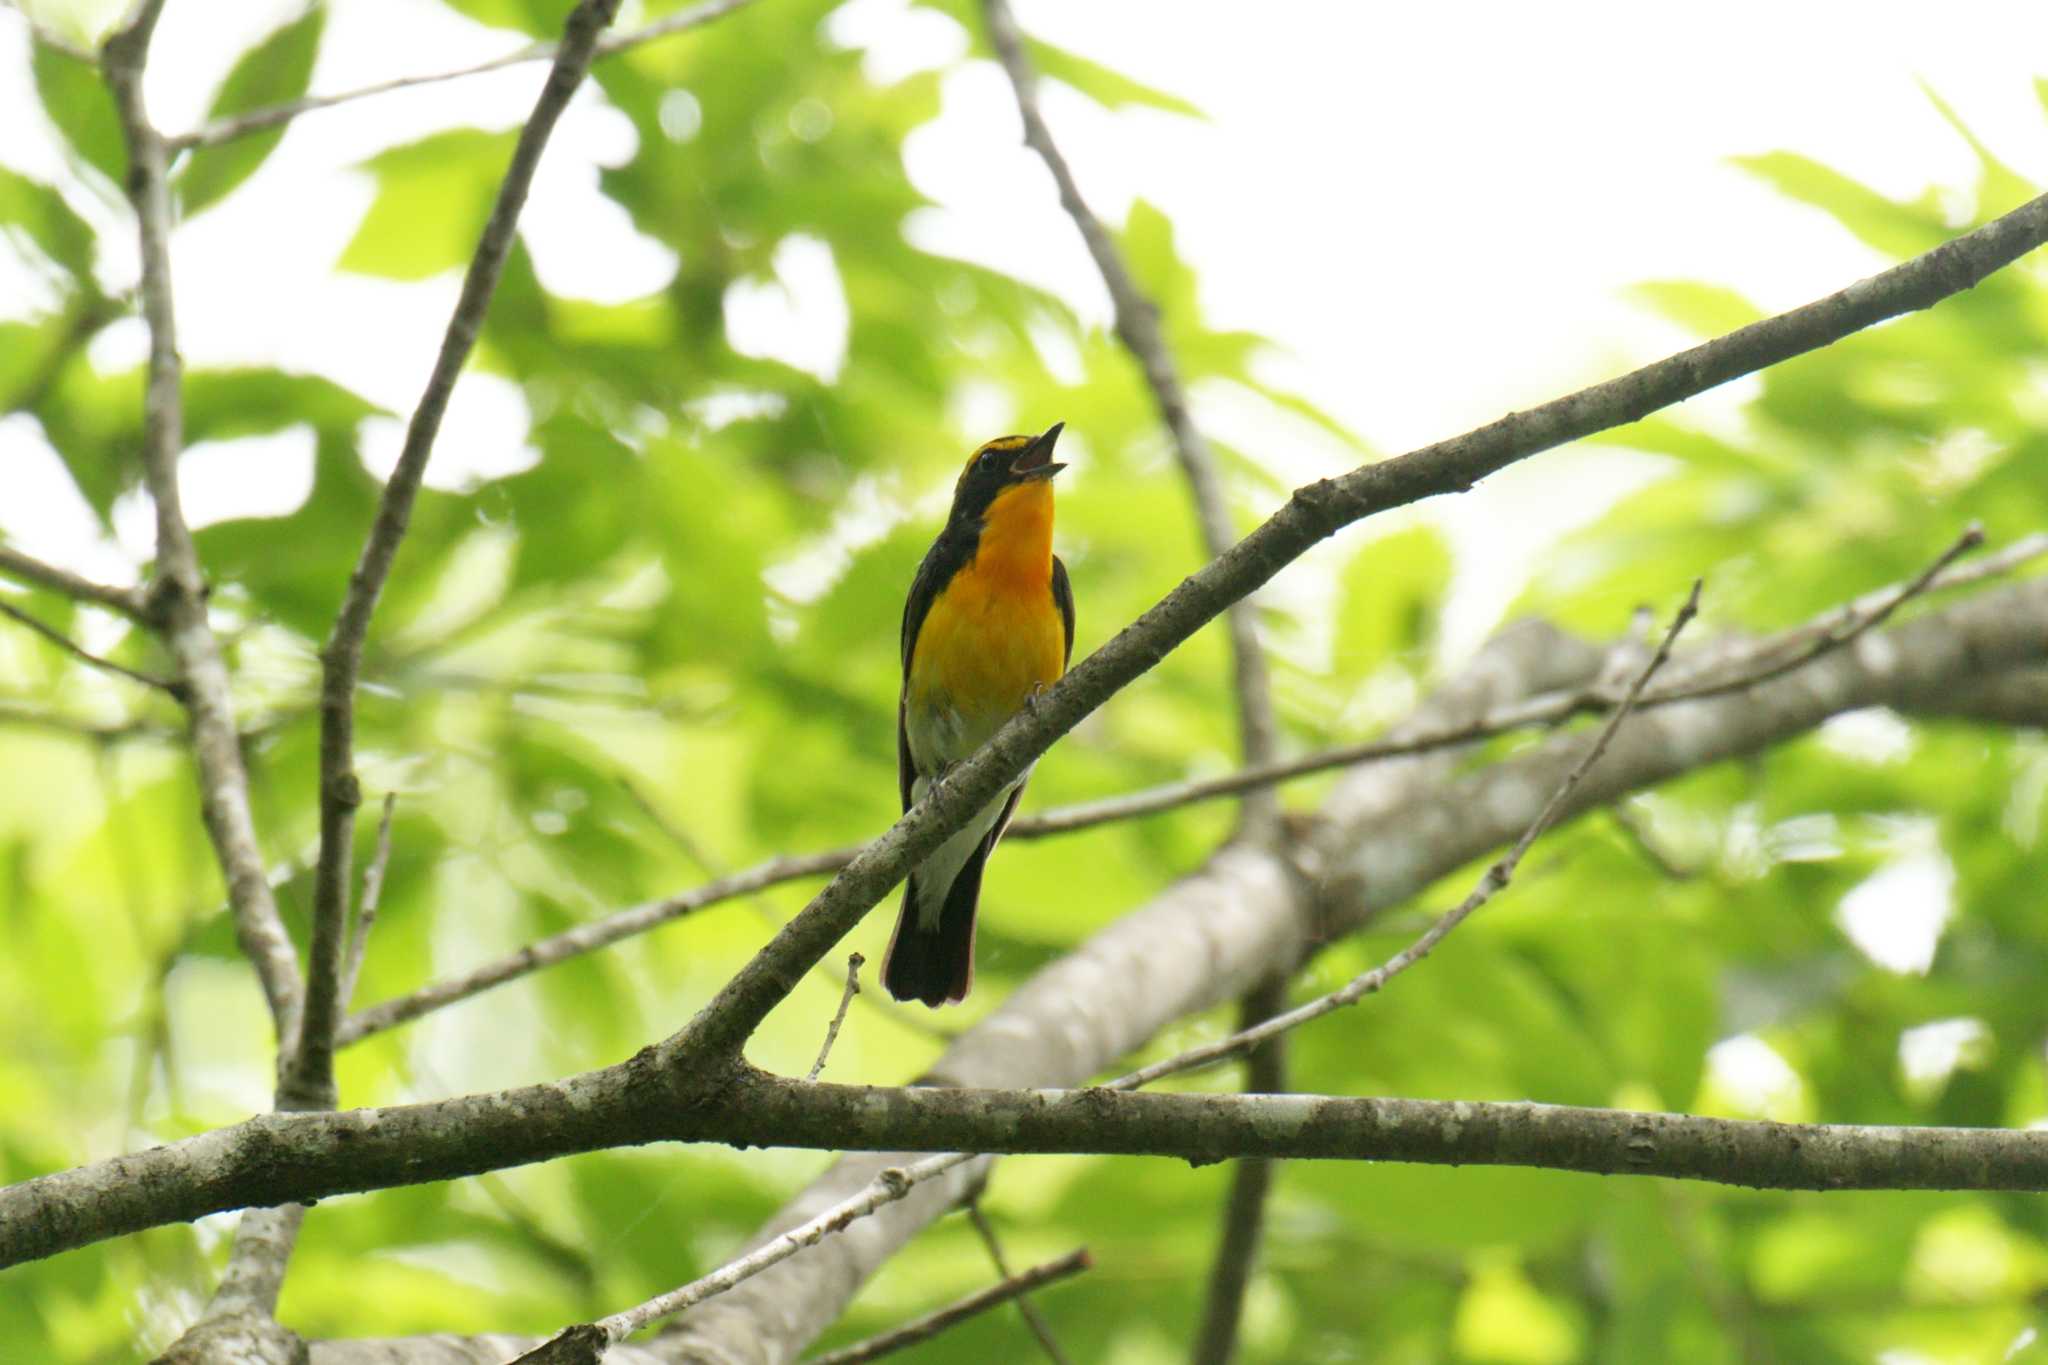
[{"x1": 2, "y1": 2, "x2": 2047, "y2": 1362}]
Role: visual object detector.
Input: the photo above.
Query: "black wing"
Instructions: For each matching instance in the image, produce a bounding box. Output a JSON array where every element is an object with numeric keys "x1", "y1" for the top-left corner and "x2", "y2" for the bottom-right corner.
[
  {"x1": 898, "y1": 536, "x2": 964, "y2": 812},
  {"x1": 1051, "y1": 554, "x2": 1076, "y2": 667}
]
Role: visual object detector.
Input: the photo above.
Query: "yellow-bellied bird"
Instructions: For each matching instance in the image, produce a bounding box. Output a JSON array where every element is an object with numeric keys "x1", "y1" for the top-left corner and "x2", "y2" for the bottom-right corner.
[{"x1": 882, "y1": 423, "x2": 1074, "y2": 1006}]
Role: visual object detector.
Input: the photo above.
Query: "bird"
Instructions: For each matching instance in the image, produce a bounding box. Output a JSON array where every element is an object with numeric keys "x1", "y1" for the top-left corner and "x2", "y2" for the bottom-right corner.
[{"x1": 881, "y1": 422, "x2": 1074, "y2": 1007}]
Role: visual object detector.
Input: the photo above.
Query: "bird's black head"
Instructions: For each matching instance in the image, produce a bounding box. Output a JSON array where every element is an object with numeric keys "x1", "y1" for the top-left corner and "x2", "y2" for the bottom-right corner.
[{"x1": 948, "y1": 422, "x2": 1065, "y2": 522}]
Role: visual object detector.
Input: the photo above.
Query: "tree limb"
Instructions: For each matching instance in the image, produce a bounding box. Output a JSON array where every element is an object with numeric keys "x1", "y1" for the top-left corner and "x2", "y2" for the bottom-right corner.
[
  {"x1": 665, "y1": 190, "x2": 2048, "y2": 1062},
  {"x1": 334, "y1": 525, "x2": 2044, "y2": 1044}
]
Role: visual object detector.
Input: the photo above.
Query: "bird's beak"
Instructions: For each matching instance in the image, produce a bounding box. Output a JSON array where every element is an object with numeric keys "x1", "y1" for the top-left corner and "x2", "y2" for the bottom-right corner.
[{"x1": 1011, "y1": 421, "x2": 1066, "y2": 481}]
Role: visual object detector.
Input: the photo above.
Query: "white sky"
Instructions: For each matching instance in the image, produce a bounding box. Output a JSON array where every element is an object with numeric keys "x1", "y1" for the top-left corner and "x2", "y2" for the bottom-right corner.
[{"x1": 4, "y1": 0, "x2": 2047, "y2": 628}]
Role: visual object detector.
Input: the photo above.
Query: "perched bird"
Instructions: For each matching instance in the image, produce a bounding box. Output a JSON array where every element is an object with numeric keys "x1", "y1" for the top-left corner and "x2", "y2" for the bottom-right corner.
[{"x1": 882, "y1": 423, "x2": 1074, "y2": 1006}]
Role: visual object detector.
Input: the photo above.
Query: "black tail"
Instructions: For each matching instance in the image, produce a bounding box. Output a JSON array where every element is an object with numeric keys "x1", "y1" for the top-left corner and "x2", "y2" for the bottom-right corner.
[{"x1": 881, "y1": 848, "x2": 988, "y2": 1007}]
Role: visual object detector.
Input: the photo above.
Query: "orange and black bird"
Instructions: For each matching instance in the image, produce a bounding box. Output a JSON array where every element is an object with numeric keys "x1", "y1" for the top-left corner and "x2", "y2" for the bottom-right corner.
[{"x1": 881, "y1": 423, "x2": 1074, "y2": 1007}]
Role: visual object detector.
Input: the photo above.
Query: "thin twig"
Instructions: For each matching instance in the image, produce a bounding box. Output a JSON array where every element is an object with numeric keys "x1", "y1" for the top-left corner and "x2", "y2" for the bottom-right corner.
[
  {"x1": 808, "y1": 953, "x2": 864, "y2": 1082},
  {"x1": 0, "y1": 546, "x2": 150, "y2": 619},
  {"x1": 103, "y1": 0, "x2": 306, "y2": 1059},
  {"x1": 165, "y1": 0, "x2": 761, "y2": 151},
  {"x1": 291, "y1": 0, "x2": 623, "y2": 1115},
  {"x1": 1111, "y1": 580, "x2": 1702, "y2": 1093},
  {"x1": 1191, "y1": 979, "x2": 1288, "y2": 1365},
  {"x1": 585, "y1": 1153, "x2": 974, "y2": 1346},
  {"x1": 806, "y1": 1248, "x2": 1092, "y2": 1365},
  {"x1": 339, "y1": 793, "x2": 397, "y2": 1012},
  {"x1": 983, "y1": 0, "x2": 1282, "y2": 833},
  {"x1": 967, "y1": 1204, "x2": 1076, "y2": 1365},
  {"x1": 336, "y1": 527, "x2": 2033, "y2": 1045},
  {"x1": 1643, "y1": 522, "x2": 1985, "y2": 706},
  {"x1": 0, "y1": 600, "x2": 180, "y2": 694}
]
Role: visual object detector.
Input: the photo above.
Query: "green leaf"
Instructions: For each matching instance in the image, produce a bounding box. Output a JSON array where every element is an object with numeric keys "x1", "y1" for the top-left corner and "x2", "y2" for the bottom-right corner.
[
  {"x1": 436, "y1": 0, "x2": 576, "y2": 35},
  {"x1": 1023, "y1": 37, "x2": 1205, "y2": 119},
  {"x1": 1626, "y1": 280, "x2": 1763, "y2": 337},
  {"x1": 0, "y1": 167, "x2": 98, "y2": 284},
  {"x1": 30, "y1": 38, "x2": 124, "y2": 187},
  {"x1": 1732, "y1": 152, "x2": 1949, "y2": 259},
  {"x1": 1334, "y1": 522, "x2": 1453, "y2": 675},
  {"x1": 174, "y1": 6, "x2": 327, "y2": 218},
  {"x1": 339, "y1": 129, "x2": 517, "y2": 280}
]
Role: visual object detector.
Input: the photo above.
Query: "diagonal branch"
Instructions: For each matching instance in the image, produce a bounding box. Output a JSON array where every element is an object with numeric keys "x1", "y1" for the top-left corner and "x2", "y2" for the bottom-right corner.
[
  {"x1": 666, "y1": 190, "x2": 2048, "y2": 1062},
  {"x1": 332, "y1": 523, "x2": 2044, "y2": 1052},
  {"x1": 1116, "y1": 580, "x2": 1699, "y2": 1092},
  {"x1": 967, "y1": 1203, "x2": 1075, "y2": 1365},
  {"x1": 165, "y1": 0, "x2": 761, "y2": 152},
  {"x1": 982, "y1": 0, "x2": 1282, "y2": 830},
  {"x1": 0, "y1": 599, "x2": 179, "y2": 694},
  {"x1": 289, "y1": 0, "x2": 624, "y2": 1116},
  {"x1": 807, "y1": 1248, "x2": 1092, "y2": 1365}
]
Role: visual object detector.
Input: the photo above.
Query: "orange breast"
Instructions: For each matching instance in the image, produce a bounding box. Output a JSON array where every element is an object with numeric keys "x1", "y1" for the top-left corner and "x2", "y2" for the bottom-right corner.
[{"x1": 906, "y1": 481, "x2": 1064, "y2": 766}]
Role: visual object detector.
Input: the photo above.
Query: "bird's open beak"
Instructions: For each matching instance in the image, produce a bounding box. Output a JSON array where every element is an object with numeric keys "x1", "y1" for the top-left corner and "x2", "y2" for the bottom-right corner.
[{"x1": 1010, "y1": 421, "x2": 1066, "y2": 481}]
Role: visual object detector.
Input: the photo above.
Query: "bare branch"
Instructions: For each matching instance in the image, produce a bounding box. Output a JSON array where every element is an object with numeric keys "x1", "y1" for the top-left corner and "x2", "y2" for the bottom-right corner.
[
  {"x1": 0, "y1": 546, "x2": 150, "y2": 619},
  {"x1": 1114, "y1": 580, "x2": 1700, "y2": 1092},
  {"x1": 1191, "y1": 979, "x2": 1288, "y2": 1365},
  {"x1": 16, "y1": 1057, "x2": 2048, "y2": 1271},
  {"x1": 0, "y1": 599, "x2": 179, "y2": 694},
  {"x1": 337, "y1": 845, "x2": 854, "y2": 1044},
  {"x1": 807, "y1": 1248, "x2": 1092, "y2": 1365},
  {"x1": 102, "y1": 0, "x2": 305, "y2": 1058},
  {"x1": 808, "y1": 953, "x2": 865, "y2": 1082},
  {"x1": 339, "y1": 793, "x2": 397, "y2": 1013},
  {"x1": 165, "y1": 0, "x2": 762, "y2": 152},
  {"x1": 292, "y1": 0, "x2": 623, "y2": 1115},
  {"x1": 968, "y1": 1204, "x2": 1075, "y2": 1365},
  {"x1": 672, "y1": 183, "x2": 2048, "y2": 1059},
  {"x1": 982, "y1": 0, "x2": 1281, "y2": 830}
]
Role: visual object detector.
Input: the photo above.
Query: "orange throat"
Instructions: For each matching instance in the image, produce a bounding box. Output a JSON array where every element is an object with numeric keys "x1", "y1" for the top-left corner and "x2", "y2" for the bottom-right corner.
[{"x1": 972, "y1": 479, "x2": 1056, "y2": 587}]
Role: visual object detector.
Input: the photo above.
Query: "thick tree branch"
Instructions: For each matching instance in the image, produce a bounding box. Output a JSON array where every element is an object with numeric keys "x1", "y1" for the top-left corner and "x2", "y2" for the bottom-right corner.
[
  {"x1": 102, "y1": 0, "x2": 305, "y2": 1065},
  {"x1": 292, "y1": 0, "x2": 622, "y2": 1116},
  {"x1": 0, "y1": 545, "x2": 150, "y2": 618},
  {"x1": 666, "y1": 190, "x2": 2048, "y2": 1062},
  {"x1": 12, "y1": 1059, "x2": 2048, "y2": 1272},
  {"x1": 982, "y1": 0, "x2": 1282, "y2": 831},
  {"x1": 164, "y1": 0, "x2": 760, "y2": 152}
]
